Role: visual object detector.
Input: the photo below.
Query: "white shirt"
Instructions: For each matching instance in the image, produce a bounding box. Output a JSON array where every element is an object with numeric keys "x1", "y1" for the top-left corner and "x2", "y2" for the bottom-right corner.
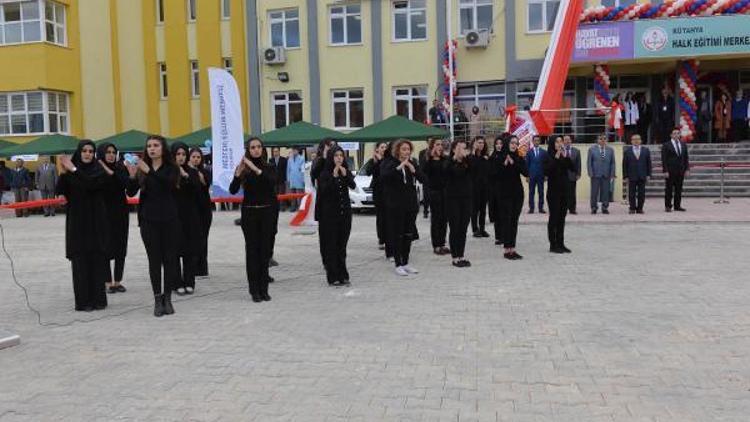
[{"x1": 672, "y1": 139, "x2": 681, "y2": 156}]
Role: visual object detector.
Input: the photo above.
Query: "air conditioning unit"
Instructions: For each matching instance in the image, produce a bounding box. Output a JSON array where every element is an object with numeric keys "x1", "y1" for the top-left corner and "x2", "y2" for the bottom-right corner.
[
  {"x1": 263, "y1": 47, "x2": 286, "y2": 65},
  {"x1": 464, "y1": 29, "x2": 490, "y2": 48}
]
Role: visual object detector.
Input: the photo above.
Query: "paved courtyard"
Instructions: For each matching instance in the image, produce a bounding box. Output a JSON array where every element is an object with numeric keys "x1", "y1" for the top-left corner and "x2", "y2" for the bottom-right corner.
[{"x1": 0, "y1": 199, "x2": 749, "y2": 421}]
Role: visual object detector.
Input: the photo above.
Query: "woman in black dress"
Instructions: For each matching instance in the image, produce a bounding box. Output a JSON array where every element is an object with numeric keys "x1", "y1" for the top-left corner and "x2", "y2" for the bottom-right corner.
[
  {"x1": 495, "y1": 135, "x2": 528, "y2": 260},
  {"x1": 312, "y1": 139, "x2": 336, "y2": 267},
  {"x1": 469, "y1": 136, "x2": 490, "y2": 238},
  {"x1": 189, "y1": 148, "x2": 213, "y2": 277},
  {"x1": 445, "y1": 139, "x2": 473, "y2": 268},
  {"x1": 128, "y1": 135, "x2": 180, "y2": 317},
  {"x1": 544, "y1": 136, "x2": 573, "y2": 254},
  {"x1": 362, "y1": 141, "x2": 388, "y2": 251},
  {"x1": 171, "y1": 142, "x2": 202, "y2": 295},
  {"x1": 229, "y1": 137, "x2": 278, "y2": 303},
  {"x1": 317, "y1": 146, "x2": 356, "y2": 286},
  {"x1": 56, "y1": 140, "x2": 109, "y2": 312},
  {"x1": 421, "y1": 138, "x2": 449, "y2": 255},
  {"x1": 488, "y1": 135, "x2": 505, "y2": 246},
  {"x1": 96, "y1": 142, "x2": 131, "y2": 293},
  {"x1": 381, "y1": 139, "x2": 425, "y2": 276}
]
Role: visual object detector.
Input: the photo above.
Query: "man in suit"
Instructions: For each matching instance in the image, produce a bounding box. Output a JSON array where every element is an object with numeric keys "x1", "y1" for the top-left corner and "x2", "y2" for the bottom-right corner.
[
  {"x1": 10, "y1": 158, "x2": 32, "y2": 217},
  {"x1": 562, "y1": 135, "x2": 581, "y2": 214},
  {"x1": 661, "y1": 128, "x2": 690, "y2": 212},
  {"x1": 525, "y1": 135, "x2": 547, "y2": 214},
  {"x1": 35, "y1": 156, "x2": 58, "y2": 217},
  {"x1": 623, "y1": 134, "x2": 652, "y2": 214},
  {"x1": 428, "y1": 99, "x2": 447, "y2": 128},
  {"x1": 269, "y1": 147, "x2": 288, "y2": 211},
  {"x1": 587, "y1": 134, "x2": 616, "y2": 214}
]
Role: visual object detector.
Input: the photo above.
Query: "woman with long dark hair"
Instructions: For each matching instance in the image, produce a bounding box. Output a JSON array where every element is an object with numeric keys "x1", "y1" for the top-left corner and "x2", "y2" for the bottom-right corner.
[
  {"x1": 363, "y1": 141, "x2": 388, "y2": 251},
  {"x1": 378, "y1": 140, "x2": 399, "y2": 261},
  {"x1": 96, "y1": 142, "x2": 131, "y2": 293},
  {"x1": 445, "y1": 139, "x2": 473, "y2": 268},
  {"x1": 128, "y1": 135, "x2": 180, "y2": 317},
  {"x1": 488, "y1": 135, "x2": 505, "y2": 246},
  {"x1": 381, "y1": 139, "x2": 425, "y2": 276},
  {"x1": 189, "y1": 148, "x2": 212, "y2": 277},
  {"x1": 229, "y1": 137, "x2": 277, "y2": 303},
  {"x1": 317, "y1": 146, "x2": 356, "y2": 286},
  {"x1": 56, "y1": 140, "x2": 109, "y2": 312},
  {"x1": 421, "y1": 138, "x2": 449, "y2": 255},
  {"x1": 545, "y1": 136, "x2": 574, "y2": 253},
  {"x1": 469, "y1": 136, "x2": 490, "y2": 238},
  {"x1": 495, "y1": 135, "x2": 528, "y2": 259},
  {"x1": 171, "y1": 142, "x2": 202, "y2": 295}
]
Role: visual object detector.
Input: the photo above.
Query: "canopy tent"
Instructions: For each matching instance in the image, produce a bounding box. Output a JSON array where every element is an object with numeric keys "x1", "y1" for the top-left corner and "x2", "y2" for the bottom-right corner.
[
  {"x1": 260, "y1": 121, "x2": 346, "y2": 147},
  {"x1": 95, "y1": 129, "x2": 151, "y2": 153},
  {"x1": 343, "y1": 115, "x2": 449, "y2": 142},
  {"x1": 170, "y1": 127, "x2": 254, "y2": 150},
  {"x1": 0, "y1": 134, "x2": 81, "y2": 157},
  {"x1": 0, "y1": 139, "x2": 16, "y2": 154}
]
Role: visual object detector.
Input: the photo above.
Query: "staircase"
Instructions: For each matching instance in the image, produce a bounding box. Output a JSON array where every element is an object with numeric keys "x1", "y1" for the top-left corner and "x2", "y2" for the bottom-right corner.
[{"x1": 640, "y1": 143, "x2": 750, "y2": 198}]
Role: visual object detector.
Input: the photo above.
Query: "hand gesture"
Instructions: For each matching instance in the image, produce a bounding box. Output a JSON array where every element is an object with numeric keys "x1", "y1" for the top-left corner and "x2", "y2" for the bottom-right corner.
[
  {"x1": 137, "y1": 158, "x2": 150, "y2": 174},
  {"x1": 244, "y1": 157, "x2": 261, "y2": 175},
  {"x1": 98, "y1": 160, "x2": 114, "y2": 175},
  {"x1": 404, "y1": 159, "x2": 415, "y2": 174},
  {"x1": 198, "y1": 171, "x2": 206, "y2": 185},
  {"x1": 124, "y1": 162, "x2": 138, "y2": 179},
  {"x1": 59, "y1": 155, "x2": 75, "y2": 174},
  {"x1": 234, "y1": 160, "x2": 246, "y2": 177},
  {"x1": 179, "y1": 166, "x2": 188, "y2": 178}
]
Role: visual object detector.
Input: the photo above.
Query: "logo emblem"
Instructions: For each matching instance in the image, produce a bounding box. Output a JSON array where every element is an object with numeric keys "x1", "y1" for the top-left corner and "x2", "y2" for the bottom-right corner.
[{"x1": 642, "y1": 26, "x2": 668, "y2": 52}]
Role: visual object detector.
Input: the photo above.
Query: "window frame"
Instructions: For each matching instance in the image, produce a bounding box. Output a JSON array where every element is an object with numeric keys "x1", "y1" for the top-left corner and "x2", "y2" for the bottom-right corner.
[
  {"x1": 459, "y1": 0, "x2": 493, "y2": 35},
  {"x1": 329, "y1": 3, "x2": 362, "y2": 46},
  {"x1": 455, "y1": 81, "x2": 507, "y2": 119},
  {"x1": 272, "y1": 91, "x2": 303, "y2": 129},
  {"x1": 0, "y1": 90, "x2": 69, "y2": 136},
  {"x1": 221, "y1": 0, "x2": 231, "y2": 20},
  {"x1": 393, "y1": 86, "x2": 428, "y2": 122},
  {"x1": 187, "y1": 0, "x2": 196, "y2": 22},
  {"x1": 158, "y1": 62, "x2": 168, "y2": 100},
  {"x1": 332, "y1": 89, "x2": 364, "y2": 130},
  {"x1": 0, "y1": 0, "x2": 66, "y2": 47},
  {"x1": 268, "y1": 8, "x2": 300, "y2": 49},
  {"x1": 526, "y1": 0, "x2": 560, "y2": 34},
  {"x1": 392, "y1": 0, "x2": 427, "y2": 43},
  {"x1": 156, "y1": 0, "x2": 165, "y2": 24},
  {"x1": 190, "y1": 60, "x2": 200, "y2": 98}
]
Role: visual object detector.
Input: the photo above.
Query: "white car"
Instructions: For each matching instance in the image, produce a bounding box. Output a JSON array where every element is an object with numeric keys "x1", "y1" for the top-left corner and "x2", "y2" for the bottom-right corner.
[{"x1": 349, "y1": 167, "x2": 375, "y2": 210}]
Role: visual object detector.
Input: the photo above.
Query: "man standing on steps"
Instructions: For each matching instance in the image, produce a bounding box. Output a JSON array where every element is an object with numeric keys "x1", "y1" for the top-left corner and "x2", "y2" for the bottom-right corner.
[
  {"x1": 587, "y1": 134, "x2": 616, "y2": 214},
  {"x1": 661, "y1": 128, "x2": 690, "y2": 212},
  {"x1": 623, "y1": 134, "x2": 652, "y2": 214}
]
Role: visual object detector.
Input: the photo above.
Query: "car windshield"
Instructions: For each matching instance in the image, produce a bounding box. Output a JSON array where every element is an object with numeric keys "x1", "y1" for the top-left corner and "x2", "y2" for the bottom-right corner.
[{"x1": 356, "y1": 166, "x2": 369, "y2": 176}]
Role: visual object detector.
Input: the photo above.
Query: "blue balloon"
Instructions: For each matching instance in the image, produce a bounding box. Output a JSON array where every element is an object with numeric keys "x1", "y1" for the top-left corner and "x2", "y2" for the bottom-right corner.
[{"x1": 204, "y1": 139, "x2": 212, "y2": 148}]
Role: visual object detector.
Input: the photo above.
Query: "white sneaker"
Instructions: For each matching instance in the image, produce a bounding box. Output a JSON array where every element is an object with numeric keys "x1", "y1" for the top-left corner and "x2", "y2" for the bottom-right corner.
[
  {"x1": 395, "y1": 266, "x2": 409, "y2": 277},
  {"x1": 403, "y1": 265, "x2": 419, "y2": 274}
]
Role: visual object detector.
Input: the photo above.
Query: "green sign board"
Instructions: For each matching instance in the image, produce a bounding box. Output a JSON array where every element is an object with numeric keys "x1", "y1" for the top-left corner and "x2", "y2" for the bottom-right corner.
[{"x1": 634, "y1": 15, "x2": 750, "y2": 58}]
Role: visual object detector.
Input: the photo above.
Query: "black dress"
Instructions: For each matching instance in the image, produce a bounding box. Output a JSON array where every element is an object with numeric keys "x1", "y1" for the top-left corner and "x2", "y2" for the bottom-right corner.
[
  {"x1": 421, "y1": 156, "x2": 448, "y2": 249},
  {"x1": 174, "y1": 165, "x2": 202, "y2": 290},
  {"x1": 363, "y1": 157, "x2": 386, "y2": 247},
  {"x1": 544, "y1": 151, "x2": 573, "y2": 249},
  {"x1": 195, "y1": 166, "x2": 213, "y2": 276},
  {"x1": 444, "y1": 159, "x2": 473, "y2": 259},
  {"x1": 468, "y1": 154, "x2": 490, "y2": 235},
  {"x1": 494, "y1": 152, "x2": 528, "y2": 248},
  {"x1": 317, "y1": 165, "x2": 356, "y2": 284},
  {"x1": 99, "y1": 162, "x2": 131, "y2": 282},
  {"x1": 380, "y1": 157, "x2": 425, "y2": 267}
]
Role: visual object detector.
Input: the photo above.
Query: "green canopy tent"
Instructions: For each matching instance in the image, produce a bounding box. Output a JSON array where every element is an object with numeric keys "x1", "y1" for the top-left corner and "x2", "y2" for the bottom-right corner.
[
  {"x1": 170, "y1": 127, "x2": 254, "y2": 150},
  {"x1": 0, "y1": 139, "x2": 17, "y2": 155},
  {"x1": 343, "y1": 115, "x2": 449, "y2": 142},
  {"x1": 0, "y1": 134, "x2": 81, "y2": 157},
  {"x1": 260, "y1": 121, "x2": 346, "y2": 147},
  {"x1": 95, "y1": 129, "x2": 151, "y2": 153}
]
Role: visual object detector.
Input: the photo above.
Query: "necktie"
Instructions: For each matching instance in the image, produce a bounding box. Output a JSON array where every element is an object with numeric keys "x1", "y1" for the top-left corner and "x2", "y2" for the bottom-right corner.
[
  {"x1": 635, "y1": 147, "x2": 640, "y2": 160},
  {"x1": 600, "y1": 147, "x2": 605, "y2": 159},
  {"x1": 674, "y1": 140, "x2": 680, "y2": 156}
]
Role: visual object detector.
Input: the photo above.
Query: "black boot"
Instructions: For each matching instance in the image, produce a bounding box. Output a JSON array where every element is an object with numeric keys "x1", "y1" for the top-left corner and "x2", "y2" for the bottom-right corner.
[
  {"x1": 154, "y1": 295, "x2": 164, "y2": 317},
  {"x1": 162, "y1": 292, "x2": 175, "y2": 315}
]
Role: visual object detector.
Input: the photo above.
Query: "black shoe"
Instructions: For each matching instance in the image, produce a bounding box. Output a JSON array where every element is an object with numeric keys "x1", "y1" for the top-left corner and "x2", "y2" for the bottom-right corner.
[
  {"x1": 549, "y1": 246, "x2": 565, "y2": 254},
  {"x1": 269, "y1": 259, "x2": 279, "y2": 267},
  {"x1": 602, "y1": 209, "x2": 610, "y2": 215},
  {"x1": 675, "y1": 207, "x2": 686, "y2": 212},
  {"x1": 93, "y1": 304, "x2": 106, "y2": 311},
  {"x1": 629, "y1": 210, "x2": 636, "y2": 214},
  {"x1": 503, "y1": 252, "x2": 513, "y2": 260},
  {"x1": 341, "y1": 280, "x2": 351, "y2": 287},
  {"x1": 560, "y1": 246, "x2": 572, "y2": 253},
  {"x1": 115, "y1": 285, "x2": 127, "y2": 293},
  {"x1": 434, "y1": 247, "x2": 443, "y2": 255},
  {"x1": 511, "y1": 252, "x2": 523, "y2": 260},
  {"x1": 440, "y1": 247, "x2": 451, "y2": 255},
  {"x1": 154, "y1": 295, "x2": 164, "y2": 317},
  {"x1": 107, "y1": 286, "x2": 117, "y2": 294},
  {"x1": 494, "y1": 240, "x2": 503, "y2": 246},
  {"x1": 162, "y1": 293, "x2": 174, "y2": 315},
  {"x1": 472, "y1": 232, "x2": 482, "y2": 238},
  {"x1": 378, "y1": 243, "x2": 385, "y2": 250},
  {"x1": 423, "y1": 213, "x2": 429, "y2": 219},
  {"x1": 251, "y1": 296, "x2": 263, "y2": 303},
  {"x1": 591, "y1": 209, "x2": 598, "y2": 215},
  {"x1": 539, "y1": 209, "x2": 546, "y2": 214},
  {"x1": 636, "y1": 210, "x2": 644, "y2": 214},
  {"x1": 665, "y1": 207, "x2": 672, "y2": 213},
  {"x1": 528, "y1": 209, "x2": 535, "y2": 214},
  {"x1": 460, "y1": 259, "x2": 472, "y2": 267},
  {"x1": 262, "y1": 294, "x2": 271, "y2": 302},
  {"x1": 570, "y1": 210, "x2": 577, "y2": 215},
  {"x1": 267, "y1": 276, "x2": 275, "y2": 283},
  {"x1": 452, "y1": 260, "x2": 463, "y2": 268},
  {"x1": 480, "y1": 231, "x2": 490, "y2": 238}
]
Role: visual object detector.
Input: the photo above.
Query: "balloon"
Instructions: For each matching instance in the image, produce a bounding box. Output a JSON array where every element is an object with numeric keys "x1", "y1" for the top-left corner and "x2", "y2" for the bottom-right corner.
[{"x1": 204, "y1": 140, "x2": 212, "y2": 148}]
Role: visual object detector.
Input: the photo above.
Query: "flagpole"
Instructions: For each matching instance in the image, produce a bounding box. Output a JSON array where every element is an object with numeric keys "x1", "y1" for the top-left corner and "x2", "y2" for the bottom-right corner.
[{"x1": 447, "y1": 0, "x2": 454, "y2": 143}]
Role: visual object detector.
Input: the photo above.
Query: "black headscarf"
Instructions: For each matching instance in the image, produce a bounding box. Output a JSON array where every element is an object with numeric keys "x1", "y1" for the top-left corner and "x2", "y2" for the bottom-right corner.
[
  {"x1": 72, "y1": 140, "x2": 104, "y2": 177},
  {"x1": 96, "y1": 142, "x2": 120, "y2": 171},
  {"x1": 324, "y1": 146, "x2": 349, "y2": 172}
]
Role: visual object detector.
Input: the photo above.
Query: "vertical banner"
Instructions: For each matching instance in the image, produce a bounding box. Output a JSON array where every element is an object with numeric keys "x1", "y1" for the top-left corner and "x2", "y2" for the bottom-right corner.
[{"x1": 209, "y1": 68, "x2": 245, "y2": 196}]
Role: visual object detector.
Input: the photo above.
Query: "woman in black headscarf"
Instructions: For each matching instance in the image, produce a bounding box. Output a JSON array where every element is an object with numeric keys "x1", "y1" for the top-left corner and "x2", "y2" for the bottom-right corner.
[
  {"x1": 544, "y1": 136, "x2": 574, "y2": 254},
  {"x1": 229, "y1": 137, "x2": 277, "y2": 303},
  {"x1": 56, "y1": 140, "x2": 109, "y2": 312},
  {"x1": 311, "y1": 138, "x2": 336, "y2": 268},
  {"x1": 362, "y1": 141, "x2": 388, "y2": 251},
  {"x1": 96, "y1": 142, "x2": 132, "y2": 293},
  {"x1": 468, "y1": 136, "x2": 491, "y2": 238},
  {"x1": 488, "y1": 135, "x2": 506, "y2": 246},
  {"x1": 317, "y1": 146, "x2": 356, "y2": 286},
  {"x1": 189, "y1": 148, "x2": 212, "y2": 277},
  {"x1": 171, "y1": 142, "x2": 202, "y2": 295},
  {"x1": 127, "y1": 135, "x2": 180, "y2": 317},
  {"x1": 494, "y1": 135, "x2": 528, "y2": 259},
  {"x1": 445, "y1": 139, "x2": 473, "y2": 268}
]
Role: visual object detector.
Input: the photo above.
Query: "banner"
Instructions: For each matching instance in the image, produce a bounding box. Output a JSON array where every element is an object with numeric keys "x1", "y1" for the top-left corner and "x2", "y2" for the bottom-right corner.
[
  {"x1": 635, "y1": 15, "x2": 750, "y2": 59},
  {"x1": 573, "y1": 21, "x2": 634, "y2": 62},
  {"x1": 209, "y1": 68, "x2": 245, "y2": 197}
]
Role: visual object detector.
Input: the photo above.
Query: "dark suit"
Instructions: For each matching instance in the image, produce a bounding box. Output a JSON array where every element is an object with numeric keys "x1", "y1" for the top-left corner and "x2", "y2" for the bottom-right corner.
[
  {"x1": 269, "y1": 156, "x2": 288, "y2": 210},
  {"x1": 525, "y1": 146, "x2": 547, "y2": 211},
  {"x1": 661, "y1": 139, "x2": 689, "y2": 210},
  {"x1": 655, "y1": 96, "x2": 675, "y2": 143},
  {"x1": 564, "y1": 146, "x2": 581, "y2": 212},
  {"x1": 623, "y1": 146, "x2": 652, "y2": 211}
]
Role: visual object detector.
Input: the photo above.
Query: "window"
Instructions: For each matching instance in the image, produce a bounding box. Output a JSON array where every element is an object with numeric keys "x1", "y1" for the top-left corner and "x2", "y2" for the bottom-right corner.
[
  {"x1": 272, "y1": 92, "x2": 303, "y2": 129},
  {"x1": 601, "y1": 0, "x2": 635, "y2": 6},
  {"x1": 394, "y1": 87, "x2": 427, "y2": 122},
  {"x1": 516, "y1": 81, "x2": 537, "y2": 110},
  {"x1": 187, "y1": 0, "x2": 196, "y2": 21},
  {"x1": 330, "y1": 4, "x2": 361, "y2": 45},
  {"x1": 269, "y1": 9, "x2": 300, "y2": 48},
  {"x1": 0, "y1": 0, "x2": 45, "y2": 45},
  {"x1": 393, "y1": 0, "x2": 426, "y2": 41},
  {"x1": 223, "y1": 57, "x2": 233, "y2": 75},
  {"x1": 528, "y1": 0, "x2": 560, "y2": 32},
  {"x1": 158, "y1": 63, "x2": 168, "y2": 99},
  {"x1": 0, "y1": 91, "x2": 69, "y2": 135},
  {"x1": 45, "y1": 1, "x2": 65, "y2": 44},
  {"x1": 221, "y1": 0, "x2": 231, "y2": 19},
  {"x1": 456, "y1": 82, "x2": 506, "y2": 118},
  {"x1": 190, "y1": 61, "x2": 200, "y2": 98},
  {"x1": 156, "y1": 0, "x2": 164, "y2": 23},
  {"x1": 333, "y1": 90, "x2": 364, "y2": 129},
  {"x1": 459, "y1": 0, "x2": 493, "y2": 34}
]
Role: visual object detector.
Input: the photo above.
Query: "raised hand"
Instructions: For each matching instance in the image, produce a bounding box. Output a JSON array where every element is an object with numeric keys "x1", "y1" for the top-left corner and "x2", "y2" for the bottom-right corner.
[
  {"x1": 234, "y1": 160, "x2": 246, "y2": 177},
  {"x1": 179, "y1": 166, "x2": 188, "y2": 178},
  {"x1": 244, "y1": 157, "x2": 262, "y2": 175},
  {"x1": 124, "y1": 162, "x2": 138, "y2": 178},
  {"x1": 98, "y1": 160, "x2": 114, "y2": 175},
  {"x1": 59, "y1": 155, "x2": 74, "y2": 173},
  {"x1": 137, "y1": 158, "x2": 150, "y2": 174}
]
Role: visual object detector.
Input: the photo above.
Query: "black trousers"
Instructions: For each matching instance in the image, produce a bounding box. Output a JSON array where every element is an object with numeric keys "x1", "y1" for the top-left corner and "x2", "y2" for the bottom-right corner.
[
  {"x1": 565, "y1": 180, "x2": 577, "y2": 212},
  {"x1": 140, "y1": 220, "x2": 180, "y2": 295},
  {"x1": 175, "y1": 254, "x2": 196, "y2": 289},
  {"x1": 501, "y1": 196, "x2": 523, "y2": 248},
  {"x1": 628, "y1": 179, "x2": 647, "y2": 211},
  {"x1": 319, "y1": 215, "x2": 352, "y2": 284},
  {"x1": 70, "y1": 253, "x2": 108, "y2": 310},
  {"x1": 108, "y1": 256, "x2": 125, "y2": 283},
  {"x1": 422, "y1": 186, "x2": 430, "y2": 217},
  {"x1": 375, "y1": 195, "x2": 387, "y2": 246},
  {"x1": 428, "y1": 190, "x2": 447, "y2": 248},
  {"x1": 471, "y1": 185, "x2": 488, "y2": 233},
  {"x1": 664, "y1": 174, "x2": 684, "y2": 209},
  {"x1": 241, "y1": 206, "x2": 276, "y2": 299},
  {"x1": 196, "y1": 211, "x2": 212, "y2": 276},
  {"x1": 447, "y1": 197, "x2": 472, "y2": 258},
  {"x1": 547, "y1": 197, "x2": 567, "y2": 248},
  {"x1": 386, "y1": 207, "x2": 417, "y2": 267},
  {"x1": 492, "y1": 195, "x2": 505, "y2": 242}
]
